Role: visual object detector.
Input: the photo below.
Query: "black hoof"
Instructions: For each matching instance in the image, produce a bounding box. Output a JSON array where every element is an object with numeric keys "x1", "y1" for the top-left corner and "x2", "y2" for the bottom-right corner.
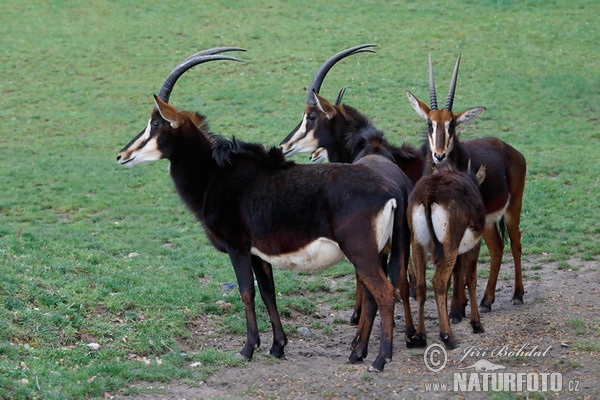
[
  {"x1": 449, "y1": 310, "x2": 463, "y2": 324},
  {"x1": 407, "y1": 333, "x2": 427, "y2": 348},
  {"x1": 479, "y1": 297, "x2": 494, "y2": 313},
  {"x1": 479, "y1": 304, "x2": 492, "y2": 313},
  {"x1": 369, "y1": 356, "x2": 387, "y2": 372},
  {"x1": 512, "y1": 297, "x2": 524, "y2": 305},
  {"x1": 471, "y1": 321, "x2": 485, "y2": 334},
  {"x1": 349, "y1": 313, "x2": 360, "y2": 326},
  {"x1": 270, "y1": 346, "x2": 285, "y2": 359},
  {"x1": 349, "y1": 352, "x2": 365, "y2": 364},
  {"x1": 239, "y1": 348, "x2": 254, "y2": 361},
  {"x1": 440, "y1": 334, "x2": 457, "y2": 350}
]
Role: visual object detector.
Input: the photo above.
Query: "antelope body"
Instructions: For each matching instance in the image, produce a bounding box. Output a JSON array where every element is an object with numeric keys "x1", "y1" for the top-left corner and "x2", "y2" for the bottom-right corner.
[
  {"x1": 117, "y1": 49, "x2": 410, "y2": 371},
  {"x1": 406, "y1": 55, "x2": 527, "y2": 314},
  {"x1": 408, "y1": 163, "x2": 486, "y2": 349},
  {"x1": 279, "y1": 46, "x2": 420, "y2": 342}
]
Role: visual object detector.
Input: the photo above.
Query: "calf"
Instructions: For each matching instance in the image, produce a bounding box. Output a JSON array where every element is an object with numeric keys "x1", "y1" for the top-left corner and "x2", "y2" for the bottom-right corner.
[{"x1": 408, "y1": 162, "x2": 487, "y2": 350}]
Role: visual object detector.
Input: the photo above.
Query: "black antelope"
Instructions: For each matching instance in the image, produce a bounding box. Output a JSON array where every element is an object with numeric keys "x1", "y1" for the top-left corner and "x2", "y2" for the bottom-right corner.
[
  {"x1": 405, "y1": 55, "x2": 527, "y2": 313},
  {"x1": 408, "y1": 162, "x2": 487, "y2": 349},
  {"x1": 117, "y1": 48, "x2": 412, "y2": 372},
  {"x1": 279, "y1": 45, "x2": 420, "y2": 337},
  {"x1": 279, "y1": 44, "x2": 424, "y2": 185}
]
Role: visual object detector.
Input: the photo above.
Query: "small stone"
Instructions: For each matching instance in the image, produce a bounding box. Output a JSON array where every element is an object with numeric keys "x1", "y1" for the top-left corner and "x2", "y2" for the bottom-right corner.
[
  {"x1": 297, "y1": 327, "x2": 312, "y2": 336},
  {"x1": 220, "y1": 282, "x2": 238, "y2": 292},
  {"x1": 88, "y1": 343, "x2": 100, "y2": 350}
]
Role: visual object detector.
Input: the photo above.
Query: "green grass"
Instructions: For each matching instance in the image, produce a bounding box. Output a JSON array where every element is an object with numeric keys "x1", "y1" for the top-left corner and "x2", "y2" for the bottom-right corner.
[{"x1": 1, "y1": 0, "x2": 599, "y2": 398}]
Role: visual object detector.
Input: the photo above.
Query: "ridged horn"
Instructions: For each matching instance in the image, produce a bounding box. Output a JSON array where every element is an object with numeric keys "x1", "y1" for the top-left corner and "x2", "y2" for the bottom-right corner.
[
  {"x1": 445, "y1": 54, "x2": 461, "y2": 111},
  {"x1": 428, "y1": 54, "x2": 438, "y2": 110},
  {"x1": 307, "y1": 44, "x2": 376, "y2": 106},
  {"x1": 334, "y1": 87, "x2": 347, "y2": 105},
  {"x1": 157, "y1": 47, "x2": 246, "y2": 103}
]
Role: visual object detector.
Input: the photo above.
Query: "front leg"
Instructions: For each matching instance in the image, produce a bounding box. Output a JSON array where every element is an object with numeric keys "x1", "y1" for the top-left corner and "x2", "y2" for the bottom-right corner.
[
  {"x1": 251, "y1": 256, "x2": 287, "y2": 358},
  {"x1": 228, "y1": 249, "x2": 260, "y2": 360}
]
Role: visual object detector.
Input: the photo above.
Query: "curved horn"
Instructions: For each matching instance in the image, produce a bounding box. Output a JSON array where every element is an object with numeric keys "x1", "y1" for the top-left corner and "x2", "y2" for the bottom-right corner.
[
  {"x1": 428, "y1": 54, "x2": 438, "y2": 110},
  {"x1": 157, "y1": 47, "x2": 246, "y2": 103},
  {"x1": 334, "y1": 87, "x2": 347, "y2": 105},
  {"x1": 307, "y1": 44, "x2": 376, "y2": 106},
  {"x1": 445, "y1": 54, "x2": 461, "y2": 111},
  {"x1": 181, "y1": 47, "x2": 247, "y2": 63}
]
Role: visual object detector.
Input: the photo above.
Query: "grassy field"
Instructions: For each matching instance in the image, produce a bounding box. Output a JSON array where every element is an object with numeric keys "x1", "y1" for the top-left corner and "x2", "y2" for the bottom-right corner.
[{"x1": 1, "y1": 0, "x2": 598, "y2": 398}]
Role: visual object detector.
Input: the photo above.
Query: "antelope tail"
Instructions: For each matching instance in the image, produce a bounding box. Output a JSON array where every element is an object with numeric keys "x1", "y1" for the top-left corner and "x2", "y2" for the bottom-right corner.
[{"x1": 425, "y1": 203, "x2": 445, "y2": 265}]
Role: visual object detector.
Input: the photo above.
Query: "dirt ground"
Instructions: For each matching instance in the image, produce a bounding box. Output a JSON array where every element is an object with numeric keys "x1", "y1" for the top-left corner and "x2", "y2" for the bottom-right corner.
[{"x1": 126, "y1": 256, "x2": 599, "y2": 399}]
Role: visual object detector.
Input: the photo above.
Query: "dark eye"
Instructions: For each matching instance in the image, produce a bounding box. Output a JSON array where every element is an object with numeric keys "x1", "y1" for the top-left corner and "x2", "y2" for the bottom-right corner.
[
  {"x1": 427, "y1": 121, "x2": 433, "y2": 131},
  {"x1": 307, "y1": 114, "x2": 316, "y2": 121},
  {"x1": 151, "y1": 120, "x2": 159, "y2": 127}
]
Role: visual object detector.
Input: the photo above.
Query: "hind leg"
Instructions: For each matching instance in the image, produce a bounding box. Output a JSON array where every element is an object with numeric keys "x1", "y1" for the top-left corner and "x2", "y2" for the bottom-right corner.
[
  {"x1": 506, "y1": 206, "x2": 524, "y2": 305},
  {"x1": 462, "y1": 245, "x2": 485, "y2": 334},
  {"x1": 433, "y1": 255, "x2": 459, "y2": 350},
  {"x1": 350, "y1": 272, "x2": 363, "y2": 325},
  {"x1": 408, "y1": 242, "x2": 427, "y2": 348},
  {"x1": 480, "y1": 224, "x2": 503, "y2": 312},
  {"x1": 449, "y1": 255, "x2": 467, "y2": 324}
]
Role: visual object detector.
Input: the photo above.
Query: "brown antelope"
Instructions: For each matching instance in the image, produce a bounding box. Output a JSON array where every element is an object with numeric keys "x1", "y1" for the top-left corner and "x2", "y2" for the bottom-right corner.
[
  {"x1": 279, "y1": 46, "x2": 422, "y2": 341},
  {"x1": 117, "y1": 48, "x2": 413, "y2": 371},
  {"x1": 406, "y1": 55, "x2": 527, "y2": 314},
  {"x1": 408, "y1": 162, "x2": 487, "y2": 349}
]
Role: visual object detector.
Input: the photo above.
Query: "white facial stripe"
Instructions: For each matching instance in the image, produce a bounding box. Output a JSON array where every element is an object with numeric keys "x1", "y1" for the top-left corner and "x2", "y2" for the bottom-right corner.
[
  {"x1": 283, "y1": 114, "x2": 316, "y2": 156},
  {"x1": 251, "y1": 237, "x2": 344, "y2": 271},
  {"x1": 119, "y1": 136, "x2": 161, "y2": 167},
  {"x1": 143, "y1": 119, "x2": 152, "y2": 140},
  {"x1": 292, "y1": 114, "x2": 309, "y2": 142},
  {"x1": 429, "y1": 121, "x2": 438, "y2": 149}
]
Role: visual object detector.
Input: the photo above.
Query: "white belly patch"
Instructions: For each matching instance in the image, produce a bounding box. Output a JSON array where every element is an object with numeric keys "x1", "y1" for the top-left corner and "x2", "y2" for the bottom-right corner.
[
  {"x1": 251, "y1": 237, "x2": 345, "y2": 271},
  {"x1": 458, "y1": 228, "x2": 481, "y2": 254},
  {"x1": 486, "y1": 196, "x2": 510, "y2": 225}
]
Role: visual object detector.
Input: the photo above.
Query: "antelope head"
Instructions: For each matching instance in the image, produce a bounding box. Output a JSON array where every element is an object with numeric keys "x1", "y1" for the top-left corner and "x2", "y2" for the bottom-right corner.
[
  {"x1": 117, "y1": 48, "x2": 244, "y2": 167},
  {"x1": 279, "y1": 44, "x2": 376, "y2": 157},
  {"x1": 406, "y1": 55, "x2": 486, "y2": 164}
]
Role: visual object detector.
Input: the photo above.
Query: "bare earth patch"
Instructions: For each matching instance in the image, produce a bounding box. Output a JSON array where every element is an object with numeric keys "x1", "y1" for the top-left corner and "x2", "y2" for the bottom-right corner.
[{"x1": 126, "y1": 257, "x2": 599, "y2": 399}]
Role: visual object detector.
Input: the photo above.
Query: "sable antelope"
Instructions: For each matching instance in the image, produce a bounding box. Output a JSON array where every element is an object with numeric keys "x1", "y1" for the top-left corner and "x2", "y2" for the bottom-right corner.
[
  {"x1": 406, "y1": 55, "x2": 527, "y2": 313},
  {"x1": 279, "y1": 45, "x2": 422, "y2": 334},
  {"x1": 279, "y1": 44, "x2": 423, "y2": 185},
  {"x1": 408, "y1": 162, "x2": 487, "y2": 349},
  {"x1": 117, "y1": 48, "x2": 412, "y2": 371}
]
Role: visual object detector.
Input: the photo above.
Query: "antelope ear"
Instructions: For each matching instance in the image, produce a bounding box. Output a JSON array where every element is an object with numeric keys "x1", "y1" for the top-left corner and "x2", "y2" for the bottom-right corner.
[
  {"x1": 476, "y1": 163, "x2": 487, "y2": 185},
  {"x1": 405, "y1": 90, "x2": 430, "y2": 120},
  {"x1": 314, "y1": 91, "x2": 337, "y2": 120},
  {"x1": 456, "y1": 107, "x2": 486, "y2": 125},
  {"x1": 154, "y1": 95, "x2": 184, "y2": 129}
]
